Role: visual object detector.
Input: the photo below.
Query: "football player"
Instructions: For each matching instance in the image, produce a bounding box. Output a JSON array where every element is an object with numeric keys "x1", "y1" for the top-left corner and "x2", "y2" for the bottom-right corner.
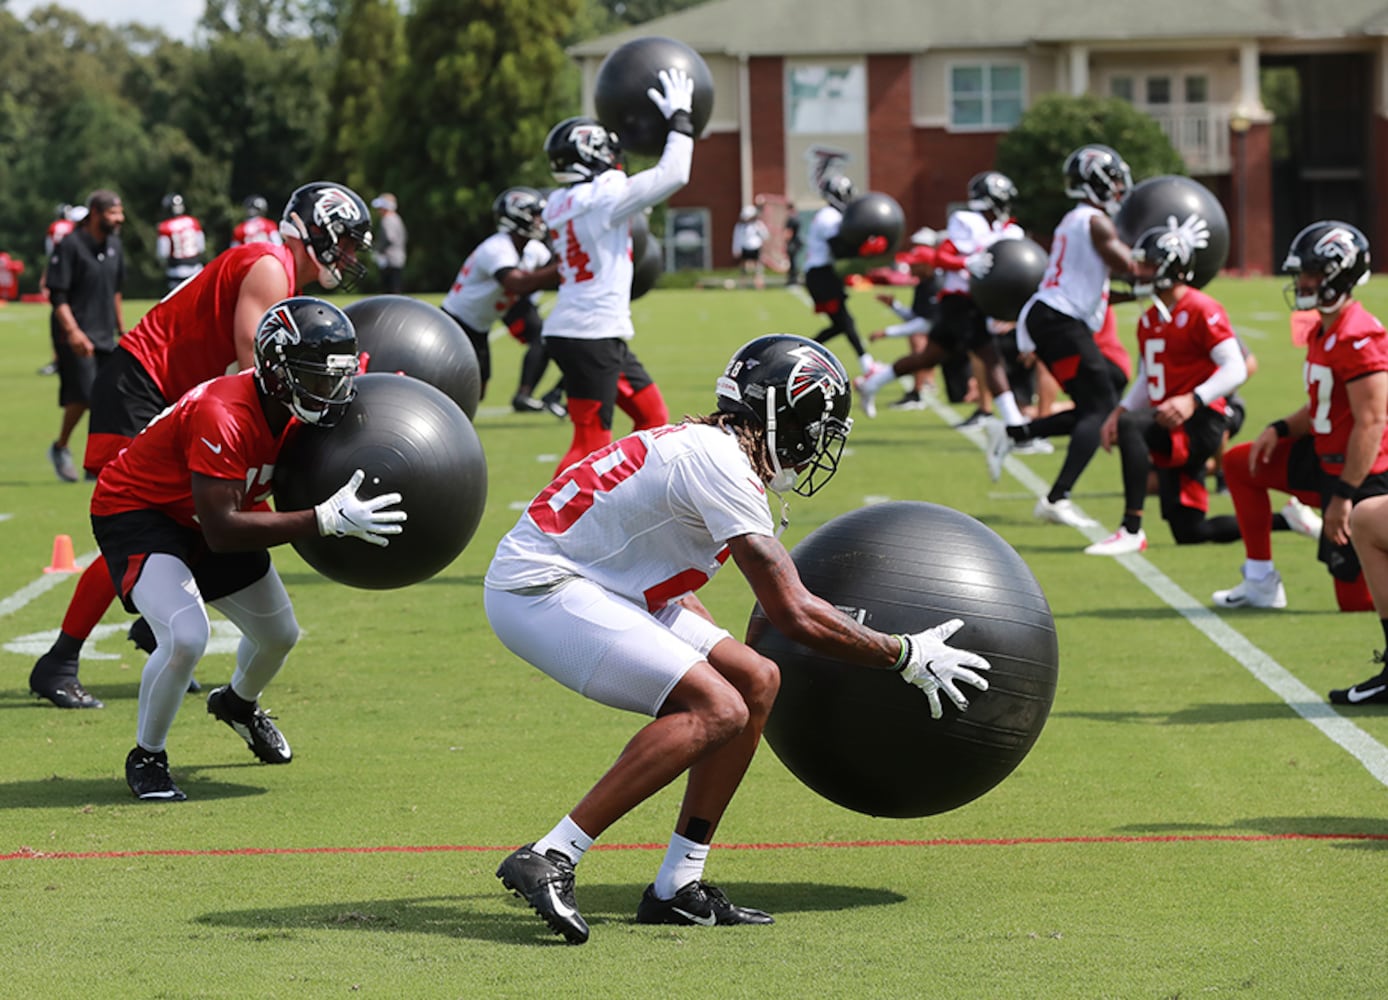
[
  {"x1": 230, "y1": 195, "x2": 284, "y2": 247},
  {"x1": 488, "y1": 334, "x2": 991, "y2": 944},
  {"x1": 803, "y1": 172, "x2": 878, "y2": 377},
  {"x1": 156, "y1": 193, "x2": 206, "y2": 291}
]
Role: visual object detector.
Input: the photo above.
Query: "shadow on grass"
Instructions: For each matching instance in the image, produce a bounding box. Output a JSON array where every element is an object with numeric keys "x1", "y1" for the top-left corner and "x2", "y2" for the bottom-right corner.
[
  {"x1": 0, "y1": 682, "x2": 145, "y2": 709},
  {"x1": 195, "y1": 881, "x2": 904, "y2": 945},
  {"x1": 0, "y1": 763, "x2": 270, "y2": 807},
  {"x1": 1057, "y1": 701, "x2": 1388, "y2": 726},
  {"x1": 275, "y1": 573, "x2": 485, "y2": 588},
  {"x1": 1116, "y1": 815, "x2": 1388, "y2": 847}
]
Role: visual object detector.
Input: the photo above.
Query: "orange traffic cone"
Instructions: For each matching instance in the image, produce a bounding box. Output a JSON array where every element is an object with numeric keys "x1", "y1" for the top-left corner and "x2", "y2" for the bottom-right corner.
[{"x1": 43, "y1": 534, "x2": 79, "y2": 574}]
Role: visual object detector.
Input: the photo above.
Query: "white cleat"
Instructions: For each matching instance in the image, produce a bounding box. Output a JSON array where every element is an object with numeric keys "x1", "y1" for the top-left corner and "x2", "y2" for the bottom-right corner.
[
  {"x1": 852, "y1": 362, "x2": 892, "y2": 419},
  {"x1": 1281, "y1": 497, "x2": 1323, "y2": 539},
  {"x1": 1033, "y1": 496, "x2": 1098, "y2": 528},
  {"x1": 1084, "y1": 527, "x2": 1148, "y2": 556},
  {"x1": 982, "y1": 419, "x2": 1013, "y2": 482},
  {"x1": 1013, "y1": 438, "x2": 1054, "y2": 455},
  {"x1": 1212, "y1": 569, "x2": 1288, "y2": 609}
]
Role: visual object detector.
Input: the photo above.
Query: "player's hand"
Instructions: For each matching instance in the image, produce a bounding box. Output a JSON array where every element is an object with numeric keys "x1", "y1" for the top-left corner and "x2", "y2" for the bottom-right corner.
[
  {"x1": 1167, "y1": 213, "x2": 1211, "y2": 254},
  {"x1": 67, "y1": 328, "x2": 94, "y2": 357},
  {"x1": 314, "y1": 469, "x2": 407, "y2": 547},
  {"x1": 1099, "y1": 408, "x2": 1122, "y2": 451},
  {"x1": 647, "y1": 66, "x2": 694, "y2": 119},
  {"x1": 965, "y1": 250, "x2": 994, "y2": 280},
  {"x1": 896, "y1": 619, "x2": 991, "y2": 719}
]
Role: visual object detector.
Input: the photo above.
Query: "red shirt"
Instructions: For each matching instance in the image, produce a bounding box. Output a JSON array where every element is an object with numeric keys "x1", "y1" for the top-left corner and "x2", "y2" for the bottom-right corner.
[
  {"x1": 1093, "y1": 306, "x2": 1132, "y2": 379},
  {"x1": 119, "y1": 243, "x2": 296, "y2": 401},
  {"x1": 157, "y1": 214, "x2": 205, "y2": 261},
  {"x1": 1136, "y1": 286, "x2": 1235, "y2": 410},
  {"x1": 232, "y1": 216, "x2": 282, "y2": 246},
  {"x1": 92, "y1": 371, "x2": 290, "y2": 527},
  {"x1": 1304, "y1": 300, "x2": 1388, "y2": 474}
]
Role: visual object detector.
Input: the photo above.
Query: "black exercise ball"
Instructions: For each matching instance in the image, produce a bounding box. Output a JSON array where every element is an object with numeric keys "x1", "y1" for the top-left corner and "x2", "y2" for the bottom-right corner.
[
  {"x1": 344, "y1": 295, "x2": 482, "y2": 419},
  {"x1": 594, "y1": 35, "x2": 715, "y2": 157},
  {"x1": 970, "y1": 236, "x2": 1048, "y2": 322},
  {"x1": 630, "y1": 210, "x2": 649, "y2": 267},
  {"x1": 746, "y1": 501, "x2": 1059, "y2": 818},
  {"x1": 632, "y1": 234, "x2": 663, "y2": 300},
  {"x1": 831, "y1": 192, "x2": 905, "y2": 259},
  {"x1": 1115, "y1": 175, "x2": 1230, "y2": 288},
  {"x1": 273, "y1": 373, "x2": 488, "y2": 590}
]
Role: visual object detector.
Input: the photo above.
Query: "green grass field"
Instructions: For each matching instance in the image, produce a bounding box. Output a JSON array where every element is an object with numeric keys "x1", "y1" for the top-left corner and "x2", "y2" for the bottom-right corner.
[{"x1": 2, "y1": 278, "x2": 1387, "y2": 999}]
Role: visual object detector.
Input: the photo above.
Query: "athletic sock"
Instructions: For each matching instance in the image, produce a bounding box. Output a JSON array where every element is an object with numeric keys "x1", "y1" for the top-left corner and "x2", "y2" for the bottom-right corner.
[
  {"x1": 994, "y1": 391, "x2": 1025, "y2": 426},
  {"x1": 1122, "y1": 513, "x2": 1143, "y2": 535},
  {"x1": 534, "y1": 815, "x2": 594, "y2": 867},
  {"x1": 60, "y1": 557, "x2": 117, "y2": 641},
  {"x1": 653, "y1": 832, "x2": 708, "y2": 900}
]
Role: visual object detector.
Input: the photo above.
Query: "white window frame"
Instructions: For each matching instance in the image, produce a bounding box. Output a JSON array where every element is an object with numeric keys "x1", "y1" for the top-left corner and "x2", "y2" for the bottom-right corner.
[{"x1": 947, "y1": 60, "x2": 1026, "y2": 131}]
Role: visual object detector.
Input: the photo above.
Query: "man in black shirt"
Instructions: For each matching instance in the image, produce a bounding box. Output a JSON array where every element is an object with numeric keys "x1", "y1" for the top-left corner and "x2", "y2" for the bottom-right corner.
[{"x1": 47, "y1": 190, "x2": 125, "y2": 482}]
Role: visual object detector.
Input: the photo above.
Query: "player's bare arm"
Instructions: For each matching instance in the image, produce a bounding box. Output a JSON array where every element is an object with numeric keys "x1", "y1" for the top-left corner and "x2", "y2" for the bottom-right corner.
[
  {"x1": 231, "y1": 255, "x2": 295, "y2": 371},
  {"x1": 1089, "y1": 212, "x2": 1135, "y2": 274},
  {"x1": 498, "y1": 261, "x2": 561, "y2": 296},
  {"x1": 192, "y1": 472, "x2": 315, "y2": 553}
]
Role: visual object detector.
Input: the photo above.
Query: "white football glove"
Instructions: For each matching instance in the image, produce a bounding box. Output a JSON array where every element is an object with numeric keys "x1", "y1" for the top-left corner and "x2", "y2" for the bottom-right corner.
[
  {"x1": 1167, "y1": 212, "x2": 1211, "y2": 255},
  {"x1": 647, "y1": 66, "x2": 694, "y2": 120},
  {"x1": 896, "y1": 618, "x2": 991, "y2": 719},
  {"x1": 964, "y1": 250, "x2": 994, "y2": 280},
  {"x1": 314, "y1": 469, "x2": 407, "y2": 548}
]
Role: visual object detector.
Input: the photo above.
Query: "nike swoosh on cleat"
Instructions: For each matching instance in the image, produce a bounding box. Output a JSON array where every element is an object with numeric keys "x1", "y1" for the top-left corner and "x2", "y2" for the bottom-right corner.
[
  {"x1": 544, "y1": 883, "x2": 578, "y2": 920},
  {"x1": 672, "y1": 907, "x2": 717, "y2": 926},
  {"x1": 1347, "y1": 684, "x2": 1388, "y2": 703}
]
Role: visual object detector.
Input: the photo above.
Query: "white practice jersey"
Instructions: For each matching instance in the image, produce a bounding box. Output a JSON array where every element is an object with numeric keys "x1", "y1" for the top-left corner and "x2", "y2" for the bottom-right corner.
[
  {"x1": 441, "y1": 232, "x2": 552, "y2": 331},
  {"x1": 940, "y1": 210, "x2": 1023, "y2": 295},
  {"x1": 486, "y1": 422, "x2": 775, "y2": 611},
  {"x1": 1032, "y1": 203, "x2": 1110, "y2": 331},
  {"x1": 803, "y1": 205, "x2": 843, "y2": 269},
  {"x1": 543, "y1": 131, "x2": 693, "y2": 342}
]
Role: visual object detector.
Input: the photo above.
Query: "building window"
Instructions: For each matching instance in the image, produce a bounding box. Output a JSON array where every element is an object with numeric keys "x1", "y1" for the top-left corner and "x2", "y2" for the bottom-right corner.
[
  {"x1": 1111, "y1": 76, "x2": 1134, "y2": 102},
  {"x1": 949, "y1": 63, "x2": 1024, "y2": 129},
  {"x1": 1145, "y1": 76, "x2": 1171, "y2": 105},
  {"x1": 667, "y1": 208, "x2": 711, "y2": 271},
  {"x1": 1184, "y1": 75, "x2": 1208, "y2": 103},
  {"x1": 787, "y1": 65, "x2": 866, "y2": 135}
]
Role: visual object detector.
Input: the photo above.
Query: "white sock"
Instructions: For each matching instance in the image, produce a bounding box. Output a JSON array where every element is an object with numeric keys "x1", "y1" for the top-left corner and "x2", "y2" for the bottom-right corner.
[
  {"x1": 533, "y1": 814, "x2": 594, "y2": 867},
  {"x1": 994, "y1": 391, "x2": 1025, "y2": 426},
  {"x1": 865, "y1": 364, "x2": 896, "y2": 391},
  {"x1": 858, "y1": 353, "x2": 876, "y2": 374},
  {"x1": 1243, "y1": 559, "x2": 1276, "y2": 582},
  {"x1": 653, "y1": 832, "x2": 708, "y2": 900}
]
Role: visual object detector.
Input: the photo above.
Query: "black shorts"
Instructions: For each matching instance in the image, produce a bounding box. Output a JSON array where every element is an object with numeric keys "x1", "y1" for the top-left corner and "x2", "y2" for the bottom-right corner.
[
  {"x1": 1024, "y1": 300, "x2": 1121, "y2": 406},
  {"x1": 444, "y1": 309, "x2": 492, "y2": 385},
  {"x1": 89, "y1": 348, "x2": 169, "y2": 439},
  {"x1": 54, "y1": 339, "x2": 113, "y2": 407},
  {"x1": 92, "y1": 509, "x2": 271, "y2": 614},
  {"x1": 543, "y1": 337, "x2": 655, "y2": 429},
  {"x1": 804, "y1": 265, "x2": 845, "y2": 308},
  {"x1": 931, "y1": 294, "x2": 989, "y2": 355},
  {"x1": 501, "y1": 300, "x2": 543, "y2": 345},
  {"x1": 739, "y1": 248, "x2": 761, "y2": 263}
]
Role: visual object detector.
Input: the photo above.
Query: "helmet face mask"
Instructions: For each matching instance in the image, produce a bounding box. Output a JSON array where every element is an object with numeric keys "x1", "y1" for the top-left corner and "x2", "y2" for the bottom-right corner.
[
  {"x1": 715, "y1": 335, "x2": 854, "y2": 497},
  {"x1": 253, "y1": 297, "x2": 359, "y2": 427},
  {"x1": 967, "y1": 171, "x2": 1018, "y2": 218},
  {"x1": 244, "y1": 195, "x2": 269, "y2": 219},
  {"x1": 161, "y1": 193, "x2": 186, "y2": 218},
  {"x1": 1130, "y1": 225, "x2": 1196, "y2": 298},
  {"x1": 279, "y1": 183, "x2": 374, "y2": 292},
  {"x1": 819, "y1": 174, "x2": 854, "y2": 212},
  {"x1": 1282, "y1": 220, "x2": 1370, "y2": 313},
  {"x1": 546, "y1": 117, "x2": 622, "y2": 185},
  {"x1": 493, "y1": 187, "x2": 548, "y2": 241},
  {"x1": 1063, "y1": 145, "x2": 1132, "y2": 217}
]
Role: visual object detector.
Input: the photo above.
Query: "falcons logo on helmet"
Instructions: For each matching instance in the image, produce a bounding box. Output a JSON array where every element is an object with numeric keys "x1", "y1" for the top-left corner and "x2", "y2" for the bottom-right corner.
[
  {"x1": 1313, "y1": 227, "x2": 1361, "y2": 275},
  {"x1": 313, "y1": 188, "x2": 362, "y2": 226},
  {"x1": 1077, "y1": 147, "x2": 1109, "y2": 179},
  {"x1": 571, "y1": 123, "x2": 611, "y2": 162},
  {"x1": 786, "y1": 345, "x2": 847, "y2": 405},
  {"x1": 259, "y1": 305, "x2": 302, "y2": 347}
]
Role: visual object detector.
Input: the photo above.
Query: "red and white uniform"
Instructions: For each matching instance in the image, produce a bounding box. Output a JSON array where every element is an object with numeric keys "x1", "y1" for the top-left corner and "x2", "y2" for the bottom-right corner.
[
  {"x1": 157, "y1": 214, "x2": 206, "y2": 282},
  {"x1": 120, "y1": 243, "x2": 296, "y2": 402},
  {"x1": 486, "y1": 422, "x2": 775, "y2": 611},
  {"x1": 1304, "y1": 300, "x2": 1388, "y2": 475},
  {"x1": 1124, "y1": 287, "x2": 1236, "y2": 414},
  {"x1": 45, "y1": 217, "x2": 75, "y2": 257},
  {"x1": 938, "y1": 210, "x2": 1023, "y2": 297},
  {"x1": 442, "y1": 232, "x2": 552, "y2": 332},
  {"x1": 92, "y1": 371, "x2": 288, "y2": 527},
  {"x1": 542, "y1": 132, "x2": 692, "y2": 342},
  {"x1": 1094, "y1": 305, "x2": 1131, "y2": 379},
  {"x1": 231, "y1": 216, "x2": 283, "y2": 247},
  {"x1": 1033, "y1": 203, "x2": 1110, "y2": 331},
  {"x1": 803, "y1": 205, "x2": 843, "y2": 269}
]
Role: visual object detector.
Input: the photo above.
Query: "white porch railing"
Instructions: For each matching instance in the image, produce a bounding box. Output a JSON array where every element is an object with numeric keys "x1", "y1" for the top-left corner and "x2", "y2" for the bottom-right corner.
[{"x1": 1143, "y1": 104, "x2": 1233, "y2": 175}]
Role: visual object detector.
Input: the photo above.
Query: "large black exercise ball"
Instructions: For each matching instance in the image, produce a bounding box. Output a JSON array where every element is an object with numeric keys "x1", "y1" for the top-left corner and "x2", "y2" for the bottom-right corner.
[
  {"x1": 746, "y1": 501, "x2": 1059, "y2": 818},
  {"x1": 273, "y1": 373, "x2": 488, "y2": 590},
  {"x1": 830, "y1": 192, "x2": 905, "y2": 259},
  {"x1": 632, "y1": 233, "x2": 663, "y2": 300},
  {"x1": 1115, "y1": 175, "x2": 1230, "y2": 288},
  {"x1": 970, "y1": 236, "x2": 1048, "y2": 322},
  {"x1": 344, "y1": 295, "x2": 481, "y2": 419},
  {"x1": 594, "y1": 36, "x2": 715, "y2": 157}
]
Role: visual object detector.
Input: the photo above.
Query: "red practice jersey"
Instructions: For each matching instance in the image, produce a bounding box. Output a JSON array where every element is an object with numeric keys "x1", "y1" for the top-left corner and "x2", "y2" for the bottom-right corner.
[
  {"x1": 232, "y1": 216, "x2": 282, "y2": 247},
  {"x1": 1135, "y1": 286, "x2": 1235, "y2": 410},
  {"x1": 1304, "y1": 300, "x2": 1388, "y2": 475}
]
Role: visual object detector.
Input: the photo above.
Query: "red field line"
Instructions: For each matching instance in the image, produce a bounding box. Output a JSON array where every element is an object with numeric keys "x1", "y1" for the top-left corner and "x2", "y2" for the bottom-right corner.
[{"x1": 4, "y1": 831, "x2": 1387, "y2": 862}]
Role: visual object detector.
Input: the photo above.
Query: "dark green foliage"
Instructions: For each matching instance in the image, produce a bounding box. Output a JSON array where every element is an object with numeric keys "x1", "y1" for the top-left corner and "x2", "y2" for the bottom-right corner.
[{"x1": 996, "y1": 93, "x2": 1187, "y2": 235}]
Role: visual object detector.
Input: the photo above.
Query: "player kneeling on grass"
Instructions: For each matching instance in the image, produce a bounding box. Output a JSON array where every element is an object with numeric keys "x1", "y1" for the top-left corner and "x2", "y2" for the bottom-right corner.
[
  {"x1": 485, "y1": 334, "x2": 992, "y2": 944},
  {"x1": 93, "y1": 298, "x2": 406, "y2": 801}
]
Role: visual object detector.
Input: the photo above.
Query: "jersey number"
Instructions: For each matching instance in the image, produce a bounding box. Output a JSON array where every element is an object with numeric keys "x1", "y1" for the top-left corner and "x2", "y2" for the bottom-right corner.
[
  {"x1": 1305, "y1": 361, "x2": 1334, "y2": 435},
  {"x1": 1144, "y1": 337, "x2": 1167, "y2": 401},
  {"x1": 561, "y1": 220, "x2": 595, "y2": 283},
  {"x1": 528, "y1": 437, "x2": 650, "y2": 534}
]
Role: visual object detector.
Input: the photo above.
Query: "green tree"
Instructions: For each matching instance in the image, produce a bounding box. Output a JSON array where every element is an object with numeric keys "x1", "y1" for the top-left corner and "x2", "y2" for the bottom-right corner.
[
  {"x1": 995, "y1": 94, "x2": 1187, "y2": 235},
  {"x1": 375, "y1": 0, "x2": 584, "y2": 291},
  {"x1": 316, "y1": 0, "x2": 406, "y2": 194}
]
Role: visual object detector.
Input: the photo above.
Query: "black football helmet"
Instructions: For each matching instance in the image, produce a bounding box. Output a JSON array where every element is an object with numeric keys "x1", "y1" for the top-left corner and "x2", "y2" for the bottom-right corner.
[
  {"x1": 819, "y1": 174, "x2": 854, "y2": 212},
  {"x1": 279, "y1": 182, "x2": 374, "y2": 292},
  {"x1": 161, "y1": 193, "x2": 186, "y2": 218},
  {"x1": 493, "y1": 186, "x2": 548, "y2": 241},
  {"x1": 1063, "y1": 144, "x2": 1132, "y2": 217},
  {"x1": 253, "y1": 297, "x2": 359, "y2": 427},
  {"x1": 716, "y1": 334, "x2": 853, "y2": 496},
  {"x1": 1130, "y1": 224, "x2": 1198, "y2": 296},
  {"x1": 1282, "y1": 220, "x2": 1371, "y2": 312},
  {"x1": 244, "y1": 195, "x2": 269, "y2": 219},
  {"x1": 545, "y1": 117, "x2": 622, "y2": 185},
  {"x1": 966, "y1": 171, "x2": 1018, "y2": 218}
]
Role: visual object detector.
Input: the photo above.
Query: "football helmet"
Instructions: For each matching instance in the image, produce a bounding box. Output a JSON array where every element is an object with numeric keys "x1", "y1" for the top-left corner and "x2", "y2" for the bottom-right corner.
[
  {"x1": 716, "y1": 334, "x2": 853, "y2": 496},
  {"x1": 1063, "y1": 144, "x2": 1132, "y2": 216},
  {"x1": 820, "y1": 174, "x2": 854, "y2": 212},
  {"x1": 1130, "y1": 224, "x2": 1197, "y2": 296},
  {"x1": 253, "y1": 297, "x2": 359, "y2": 427},
  {"x1": 493, "y1": 186, "x2": 548, "y2": 241},
  {"x1": 545, "y1": 117, "x2": 622, "y2": 185},
  {"x1": 244, "y1": 195, "x2": 269, "y2": 219},
  {"x1": 966, "y1": 171, "x2": 1018, "y2": 217},
  {"x1": 1282, "y1": 220, "x2": 1371, "y2": 313},
  {"x1": 279, "y1": 182, "x2": 374, "y2": 292},
  {"x1": 161, "y1": 193, "x2": 186, "y2": 218}
]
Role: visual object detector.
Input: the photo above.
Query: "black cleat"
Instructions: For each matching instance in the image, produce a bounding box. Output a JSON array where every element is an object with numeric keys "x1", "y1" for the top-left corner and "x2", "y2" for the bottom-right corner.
[
  {"x1": 207, "y1": 686, "x2": 292, "y2": 763},
  {"x1": 955, "y1": 407, "x2": 993, "y2": 429},
  {"x1": 1329, "y1": 654, "x2": 1388, "y2": 706},
  {"x1": 635, "y1": 880, "x2": 774, "y2": 927},
  {"x1": 512, "y1": 393, "x2": 546, "y2": 413},
  {"x1": 496, "y1": 844, "x2": 589, "y2": 944},
  {"x1": 540, "y1": 387, "x2": 567, "y2": 419},
  {"x1": 30, "y1": 653, "x2": 102, "y2": 709},
  {"x1": 125, "y1": 746, "x2": 187, "y2": 801}
]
